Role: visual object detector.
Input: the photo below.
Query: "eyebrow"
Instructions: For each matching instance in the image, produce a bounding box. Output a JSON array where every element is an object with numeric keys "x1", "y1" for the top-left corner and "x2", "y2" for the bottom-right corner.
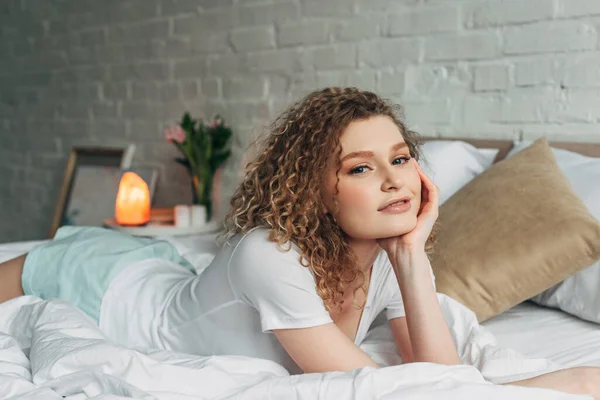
[{"x1": 340, "y1": 142, "x2": 408, "y2": 162}]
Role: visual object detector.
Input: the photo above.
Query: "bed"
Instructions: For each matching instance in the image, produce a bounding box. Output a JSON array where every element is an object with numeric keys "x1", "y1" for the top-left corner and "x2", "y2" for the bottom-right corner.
[
  {"x1": 1, "y1": 137, "x2": 599, "y2": 400},
  {"x1": 421, "y1": 136, "x2": 600, "y2": 369},
  {"x1": 484, "y1": 302, "x2": 600, "y2": 368}
]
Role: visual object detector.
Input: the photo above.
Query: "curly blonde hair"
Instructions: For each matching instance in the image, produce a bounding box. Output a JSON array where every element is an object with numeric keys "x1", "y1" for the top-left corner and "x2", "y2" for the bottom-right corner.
[{"x1": 225, "y1": 87, "x2": 435, "y2": 313}]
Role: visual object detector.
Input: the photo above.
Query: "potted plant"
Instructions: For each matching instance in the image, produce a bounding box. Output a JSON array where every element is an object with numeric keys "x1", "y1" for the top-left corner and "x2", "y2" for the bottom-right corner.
[{"x1": 164, "y1": 113, "x2": 232, "y2": 222}]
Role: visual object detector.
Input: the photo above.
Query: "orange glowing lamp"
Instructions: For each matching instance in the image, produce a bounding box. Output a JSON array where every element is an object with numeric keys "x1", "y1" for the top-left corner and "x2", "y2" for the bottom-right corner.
[{"x1": 115, "y1": 172, "x2": 150, "y2": 226}]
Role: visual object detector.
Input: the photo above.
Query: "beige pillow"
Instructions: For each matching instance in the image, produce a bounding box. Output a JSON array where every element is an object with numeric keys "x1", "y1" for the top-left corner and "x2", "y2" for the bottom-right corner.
[{"x1": 431, "y1": 138, "x2": 600, "y2": 322}]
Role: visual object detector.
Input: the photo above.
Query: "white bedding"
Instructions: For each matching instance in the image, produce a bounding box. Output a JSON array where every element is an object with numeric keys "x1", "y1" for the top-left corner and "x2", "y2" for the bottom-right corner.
[
  {"x1": 0, "y1": 241, "x2": 47, "y2": 263},
  {"x1": 484, "y1": 302, "x2": 600, "y2": 368},
  {"x1": 0, "y1": 241, "x2": 594, "y2": 399},
  {"x1": 1, "y1": 293, "x2": 593, "y2": 399}
]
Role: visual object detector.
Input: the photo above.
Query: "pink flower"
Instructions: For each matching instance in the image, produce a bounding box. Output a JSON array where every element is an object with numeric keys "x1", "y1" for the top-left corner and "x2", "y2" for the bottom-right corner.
[{"x1": 164, "y1": 125, "x2": 186, "y2": 143}]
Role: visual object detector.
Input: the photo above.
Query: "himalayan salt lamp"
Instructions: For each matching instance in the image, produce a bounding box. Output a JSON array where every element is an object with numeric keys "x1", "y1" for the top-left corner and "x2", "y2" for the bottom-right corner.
[{"x1": 115, "y1": 172, "x2": 150, "y2": 226}]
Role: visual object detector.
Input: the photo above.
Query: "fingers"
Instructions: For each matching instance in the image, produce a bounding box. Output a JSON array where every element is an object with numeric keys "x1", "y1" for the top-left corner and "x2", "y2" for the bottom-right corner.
[
  {"x1": 414, "y1": 160, "x2": 437, "y2": 191},
  {"x1": 414, "y1": 160, "x2": 439, "y2": 209}
]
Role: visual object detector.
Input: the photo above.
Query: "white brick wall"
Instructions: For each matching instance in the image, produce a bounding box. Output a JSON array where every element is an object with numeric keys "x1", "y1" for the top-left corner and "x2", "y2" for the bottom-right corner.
[{"x1": 1, "y1": 0, "x2": 600, "y2": 242}]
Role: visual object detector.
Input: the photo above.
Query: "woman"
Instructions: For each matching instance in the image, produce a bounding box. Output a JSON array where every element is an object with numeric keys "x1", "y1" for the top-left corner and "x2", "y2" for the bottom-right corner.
[{"x1": 0, "y1": 87, "x2": 598, "y2": 397}]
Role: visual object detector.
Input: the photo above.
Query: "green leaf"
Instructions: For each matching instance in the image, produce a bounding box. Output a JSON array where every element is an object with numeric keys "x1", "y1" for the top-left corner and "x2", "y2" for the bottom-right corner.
[
  {"x1": 210, "y1": 149, "x2": 231, "y2": 171},
  {"x1": 175, "y1": 157, "x2": 192, "y2": 171},
  {"x1": 180, "y1": 112, "x2": 194, "y2": 142},
  {"x1": 176, "y1": 112, "x2": 233, "y2": 175},
  {"x1": 181, "y1": 112, "x2": 193, "y2": 128},
  {"x1": 210, "y1": 126, "x2": 232, "y2": 150}
]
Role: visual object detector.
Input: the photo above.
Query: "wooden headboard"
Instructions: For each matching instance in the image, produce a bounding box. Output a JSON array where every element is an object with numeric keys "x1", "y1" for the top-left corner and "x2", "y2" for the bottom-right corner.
[{"x1": 420, "y1": 137, "x2": 600, "y2": 162}]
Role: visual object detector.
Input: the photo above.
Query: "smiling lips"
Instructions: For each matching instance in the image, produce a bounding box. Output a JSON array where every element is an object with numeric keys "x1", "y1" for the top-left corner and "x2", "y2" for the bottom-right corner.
[{"x1": 378, "y1": 197, "x2": 412, "y2": 213}]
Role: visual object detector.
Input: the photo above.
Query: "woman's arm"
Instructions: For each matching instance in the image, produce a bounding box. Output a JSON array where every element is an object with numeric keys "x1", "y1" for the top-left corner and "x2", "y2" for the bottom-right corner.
[
  {"x1": 390, "y1": 251, "x2": 460, "y2": 365},
  {"x1": 379, "y1": 159, "x2": 460, "y2": 365},
  {"x1": 389, "y1": 317, "x2": 414, "y2": 363},
  {"x1": 274, "y1": 323, "x2": 379, "y2": 373}
]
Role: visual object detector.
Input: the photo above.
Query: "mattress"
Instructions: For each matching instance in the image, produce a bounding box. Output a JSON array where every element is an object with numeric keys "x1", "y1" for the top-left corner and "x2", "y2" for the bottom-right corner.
[{"x1": 483, "y1": 301, "x2": 600, "y2": 368}]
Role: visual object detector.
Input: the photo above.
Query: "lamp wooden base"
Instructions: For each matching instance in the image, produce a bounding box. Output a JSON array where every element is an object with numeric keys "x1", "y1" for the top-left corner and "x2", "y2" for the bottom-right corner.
[{"x1": 103, "y1": 208, "x2": 221, "y2": 237}]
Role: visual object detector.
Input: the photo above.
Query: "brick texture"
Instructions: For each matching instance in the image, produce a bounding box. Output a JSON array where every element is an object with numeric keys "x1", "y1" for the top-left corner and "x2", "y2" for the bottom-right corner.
[{"x1": 1, "y1": 0, "x2": 600, "y2": 242}]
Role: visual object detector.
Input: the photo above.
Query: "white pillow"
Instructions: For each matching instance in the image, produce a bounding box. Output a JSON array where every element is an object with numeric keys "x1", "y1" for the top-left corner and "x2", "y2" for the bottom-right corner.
[
  {"x1": 418, "y1": 141, "x2": 499, "y2": 205},
  {"x1": 507, "y1": 140, "x2": 600, "y2": 324}
]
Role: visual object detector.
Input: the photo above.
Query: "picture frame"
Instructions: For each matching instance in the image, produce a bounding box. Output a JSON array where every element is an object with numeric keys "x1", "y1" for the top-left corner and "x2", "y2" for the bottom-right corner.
[{"x1": 49, "y1": 145, "x2": 139, "y2": 238}]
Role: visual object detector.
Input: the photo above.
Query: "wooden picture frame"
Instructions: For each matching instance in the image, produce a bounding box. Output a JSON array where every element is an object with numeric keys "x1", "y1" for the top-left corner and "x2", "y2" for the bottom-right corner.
[{"x1": 49, "y1": 146, "x2": 134, "y2": 238}]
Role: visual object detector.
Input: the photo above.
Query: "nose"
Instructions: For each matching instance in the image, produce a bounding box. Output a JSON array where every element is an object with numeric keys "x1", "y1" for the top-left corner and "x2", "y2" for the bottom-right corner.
[{"x1": 380, "y1": 164, "x2": 404, "y2": 192}]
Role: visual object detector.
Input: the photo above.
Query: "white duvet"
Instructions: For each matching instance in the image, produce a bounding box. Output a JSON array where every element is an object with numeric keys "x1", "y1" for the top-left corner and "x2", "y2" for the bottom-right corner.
[{"x1": 0, "y1": 294, "x2": 592, "y2": 399}]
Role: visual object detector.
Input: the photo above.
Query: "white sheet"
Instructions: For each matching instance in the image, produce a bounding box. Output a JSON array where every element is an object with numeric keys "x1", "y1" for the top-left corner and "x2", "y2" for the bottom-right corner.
[
  {"x1": 484, "y1": 301, "x2": 600, "y2": 368},
  {"x1": 0, "y1": 240, "x2": 594, "y2": 399},
  {"x1": 0, "y1": 293, "x2": 592, "y2": 399}
]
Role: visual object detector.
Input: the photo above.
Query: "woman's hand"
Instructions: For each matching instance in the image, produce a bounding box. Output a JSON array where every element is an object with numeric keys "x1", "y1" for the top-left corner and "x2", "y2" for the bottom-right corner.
[
  {"x1": 377, "y1": 159, "x2": 440, "y2": 261},
  {"x1": 378, "y1": 160, "x2": 460, "y2": 366}
]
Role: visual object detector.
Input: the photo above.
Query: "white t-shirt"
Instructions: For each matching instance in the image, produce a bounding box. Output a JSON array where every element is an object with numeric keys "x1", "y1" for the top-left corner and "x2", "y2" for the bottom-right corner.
[{"x1": 100, "y1": 228, "x2": 435, "y2": 374}]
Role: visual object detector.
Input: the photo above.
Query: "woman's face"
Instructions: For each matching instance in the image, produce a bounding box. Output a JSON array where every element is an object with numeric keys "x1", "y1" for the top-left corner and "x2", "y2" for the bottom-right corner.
[{"x1": 322, "y1": 116, "x2": 422, "y2": 240}]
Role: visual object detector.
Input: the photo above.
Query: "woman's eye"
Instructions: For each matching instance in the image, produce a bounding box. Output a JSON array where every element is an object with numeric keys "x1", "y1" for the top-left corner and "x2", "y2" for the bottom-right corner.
[
  {"x1": 392, "y1": 156, "x2": 411, "y2": 165},
  {"x1": 350, "y1": 165, "x2": 369, "y2": 175}
]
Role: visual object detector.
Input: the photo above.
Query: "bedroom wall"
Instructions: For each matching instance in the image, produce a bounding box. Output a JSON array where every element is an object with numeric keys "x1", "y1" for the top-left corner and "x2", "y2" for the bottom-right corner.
[{"x1": 1, "y1": 0, "x2": 600, "y2": 242}]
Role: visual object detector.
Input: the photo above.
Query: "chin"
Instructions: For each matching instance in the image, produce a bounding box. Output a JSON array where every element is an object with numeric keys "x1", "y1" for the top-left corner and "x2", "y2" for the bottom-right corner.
[
  {"x1": 345, "y1": 217, "x2": 418, "y2": 240},
  {"x1": 379, "y1": 215, "x2": 418, "y2": 237},
  {"x1": 374, "y1": 227, "x2": 414, "y2": 239}
]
